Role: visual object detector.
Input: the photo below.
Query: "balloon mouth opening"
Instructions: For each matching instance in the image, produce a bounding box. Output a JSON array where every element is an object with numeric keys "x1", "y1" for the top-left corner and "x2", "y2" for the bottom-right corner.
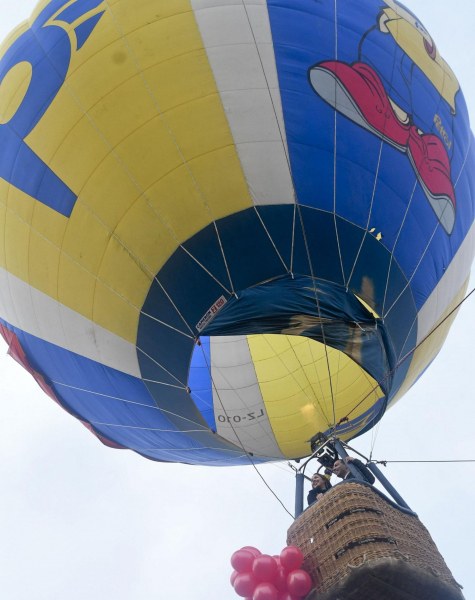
[
  {"x1": 200, "y1": 275, "x2": 390, "y2": 396},
  {"x1": 187, "y1": 276, "x2": 391, "y2": 455},
  {"x1": 190, "y1": 331, "x2": 387, "y2": 457}
]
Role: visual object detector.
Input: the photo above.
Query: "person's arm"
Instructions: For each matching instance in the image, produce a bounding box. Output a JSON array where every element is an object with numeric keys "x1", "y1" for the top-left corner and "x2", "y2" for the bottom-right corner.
[
  {"x1": 307, "y1": 488, "x2": 318, "y2": 506},
  {"x1": 348, "y1": 457, "x2": 376, "y2": 484}
]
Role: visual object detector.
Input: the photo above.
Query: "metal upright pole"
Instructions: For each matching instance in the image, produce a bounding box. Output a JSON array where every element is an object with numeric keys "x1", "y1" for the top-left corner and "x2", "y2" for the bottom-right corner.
[
  {"x1": 333, "y1": 438, "x2": 365, "y2": 482},
  {"x1": 295, "y1": 472, "x2": 305, "y2": 518},
  {"x1": 367, "y1": 462, "x2": 412, "y2": 511},
  {"x1": 335, "y1": 439, "x2": 412, "y2": 510}
]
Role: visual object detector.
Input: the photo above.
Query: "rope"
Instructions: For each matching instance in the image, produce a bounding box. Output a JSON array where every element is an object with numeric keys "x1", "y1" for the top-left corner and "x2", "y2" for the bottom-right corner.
[
  {"x1": 196, "y1": 339, "x2": 294, "y2": 519},
  {"x1": 331, "y1": 0, "x2": 346, "y2": 286},
  {"x1": 296, "y1": 205, "x2": 338, "y2": 427}
]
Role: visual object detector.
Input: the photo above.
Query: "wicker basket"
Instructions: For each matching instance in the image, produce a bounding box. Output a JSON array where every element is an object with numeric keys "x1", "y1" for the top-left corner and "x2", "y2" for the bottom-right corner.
[{"x1": 287, "y1": 481, "x2": 464, "y2": 600}]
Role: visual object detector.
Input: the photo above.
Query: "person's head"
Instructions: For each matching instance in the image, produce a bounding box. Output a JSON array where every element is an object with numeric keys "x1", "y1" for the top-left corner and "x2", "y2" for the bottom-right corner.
[
  {"x1": 332, "y1": 459, "x2": 350, "y2": 479},
  {"x1": 311, "y1": 473, "x2": 332, "y2": 491}
]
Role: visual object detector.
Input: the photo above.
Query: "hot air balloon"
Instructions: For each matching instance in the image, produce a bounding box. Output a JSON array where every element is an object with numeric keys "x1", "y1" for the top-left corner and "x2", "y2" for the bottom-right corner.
[
  {"x1": 1, "y1": 0, "x2": 473, "y2": 598},
  {"x1": 0, "y1": 0, "x2": 473, "y2": 471}
]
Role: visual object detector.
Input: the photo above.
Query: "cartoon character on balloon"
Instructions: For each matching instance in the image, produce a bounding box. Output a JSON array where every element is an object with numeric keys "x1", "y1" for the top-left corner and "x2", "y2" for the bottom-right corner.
[
  {"x1": 309, "y1": 0, "x2": 460, "y2": 235},
  {"x1": 230, "y1": 545, "x2": 313, "y2": 600},
  {"x1": 0, "y1": 0, "x2": 105, "y2": 218}
]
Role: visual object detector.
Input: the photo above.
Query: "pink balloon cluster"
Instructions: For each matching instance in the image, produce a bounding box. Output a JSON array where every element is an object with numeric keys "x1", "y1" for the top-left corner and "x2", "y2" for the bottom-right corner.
[{"x1": 230, "y1": 545, "x2": 313, "y2": 600}]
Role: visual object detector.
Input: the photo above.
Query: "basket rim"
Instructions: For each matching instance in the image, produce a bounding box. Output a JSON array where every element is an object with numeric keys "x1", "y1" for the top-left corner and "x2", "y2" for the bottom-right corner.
[{"x1": 298, "y1": 479, "x2": 417, "y2": 521}]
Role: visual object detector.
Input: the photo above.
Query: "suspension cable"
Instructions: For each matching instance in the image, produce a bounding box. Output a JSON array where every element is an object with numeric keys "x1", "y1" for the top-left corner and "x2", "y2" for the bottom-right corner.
[{"x1": 196, "y1": 341, "x2": 294, "y2": 519}]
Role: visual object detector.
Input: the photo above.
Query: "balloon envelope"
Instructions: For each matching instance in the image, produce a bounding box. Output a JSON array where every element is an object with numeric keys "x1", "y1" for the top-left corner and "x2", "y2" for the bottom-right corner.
[
  {"x1": 286, "y1": 570, "x2": 313, "y2": 597},
  {"x1": 232, "y1": 550, "x2": 255, "y2": 574},
  {"x1": 234, "y1": 572, "x2": 258, "y2": 598},
  {"x1": 280, "y1": 547, "x2": 304, "y2": 572},
  {"x1": 252, "y1": 555, "x2": 278, "y2": 583},
  {"x1": 0, "y1": 0, "x2": 474, "y2": 465}
]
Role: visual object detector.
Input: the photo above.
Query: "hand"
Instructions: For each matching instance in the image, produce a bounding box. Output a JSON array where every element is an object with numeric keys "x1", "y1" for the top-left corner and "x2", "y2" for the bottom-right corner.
[{"x1": 345, "y1": 456, "x2": 355, "y2": 463}]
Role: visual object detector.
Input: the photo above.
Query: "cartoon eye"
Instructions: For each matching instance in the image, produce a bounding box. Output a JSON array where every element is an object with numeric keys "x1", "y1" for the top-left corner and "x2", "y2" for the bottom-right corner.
[
  {"x1": 423, "y1": 36, "x2": 437, "y2": 60},
  {"x1": 413, "y1": 20, "x2": 436, "y2": 59}
]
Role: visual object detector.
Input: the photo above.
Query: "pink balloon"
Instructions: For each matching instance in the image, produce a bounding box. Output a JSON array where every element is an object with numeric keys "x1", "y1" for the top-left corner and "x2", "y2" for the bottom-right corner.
[
  {"x1": 242, "y1": 546, "x2": 262, "y2": 557},
  {"x1": 232, "y1": 549, "x2": 255, "y2": 573},
  {"x1": 274, "y1": 566, "x2": 288, "y2": 592},
  {"x1": 231, "y1": 570, "x2": 239, "y2": 586},
  {"x1": 277, "y1": 593, "x2": 298, "y2": 600},
  {"x1": 253, "y1": 582, "x2": 279, "y2": 600},
  {"x1": 252, "y1": 554, "x2": 278, "y2": 583},
  {"x1": 234, "y1": 572, "x2": 258, "y2": 598},
  {"x1": 287, "y1": 569, "x2": 313, "y2": 597},
  {"x1": 279, "y1": 546, "x2": 304, "y2": 572}
]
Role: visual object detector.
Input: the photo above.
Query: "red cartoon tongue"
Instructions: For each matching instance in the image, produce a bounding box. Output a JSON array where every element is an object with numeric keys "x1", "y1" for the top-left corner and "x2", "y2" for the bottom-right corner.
[{"x1": 309, "y1": 60, "x2": 412, "y2": 150}]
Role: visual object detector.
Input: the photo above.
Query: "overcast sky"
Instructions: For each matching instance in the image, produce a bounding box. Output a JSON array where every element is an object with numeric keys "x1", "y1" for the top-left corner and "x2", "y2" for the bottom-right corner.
[{"x1": 0, "y1": 1, "x2": 474, "y2": 599}]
